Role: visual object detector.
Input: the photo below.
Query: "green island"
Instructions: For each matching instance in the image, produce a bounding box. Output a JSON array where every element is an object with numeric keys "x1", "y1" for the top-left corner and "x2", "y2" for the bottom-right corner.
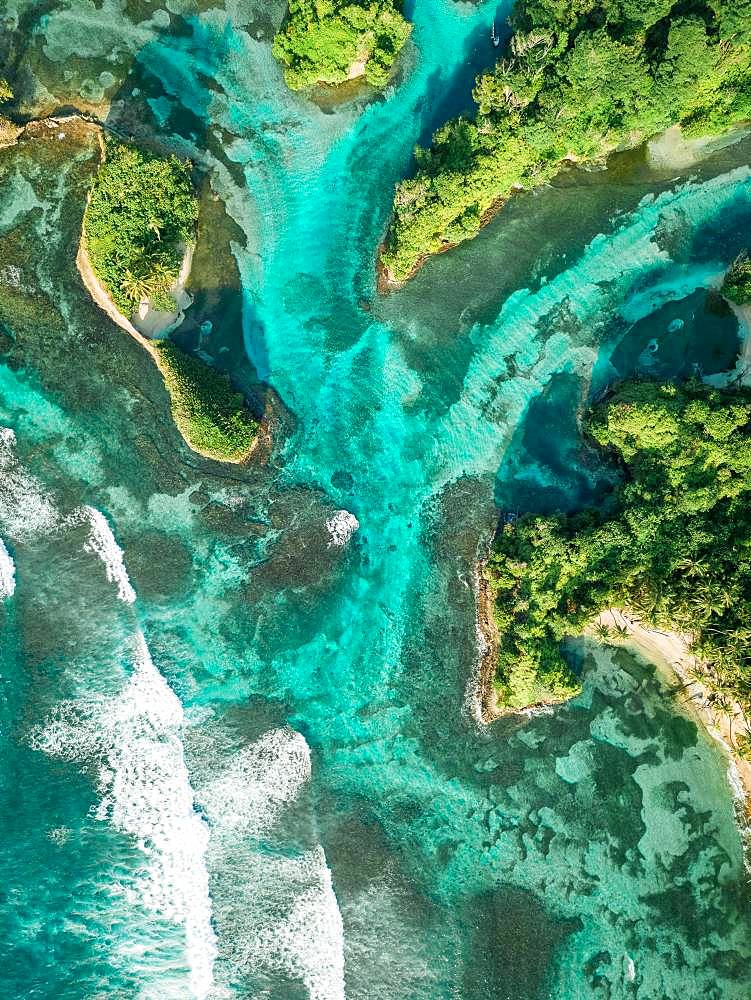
[
  {"x1": 154, "y1": 341, "x2": 258, "y2": 462},
  {"x1": 83, "y1": 139, "x2": 258, "y2": 463},
  {"x1": 272, "y1": 0, "x2": 410, "y2": 90},
  {"x1": 84, "y1": 139, "x2": 198, "y2": 315},
  {"x1": 382, "y1": 0, "x2": 751, "y2": 283},
  {"x1": 723, "y1": 253, "x2": 751, "y2": 306},
  {"x1": 486, "y1": 379, "x2": 751, "y2": 734}
]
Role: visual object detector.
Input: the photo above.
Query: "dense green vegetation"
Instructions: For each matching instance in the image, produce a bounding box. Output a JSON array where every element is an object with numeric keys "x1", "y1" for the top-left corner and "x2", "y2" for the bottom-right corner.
[
  {"x1": 84, "y1": 140, "x2": 198, "y2": 315},
  {"x1": 383, "y1": 0, "x2": 751, "y2": 282},
  {"x1": 0, "y1": 79, "x2": 12, "y2": 102},
  {"x1": 722, "y1": 252, "x2": 751, "y2": 306},
  {"x1": 272, "y1": 0, "x2": 410, "y2": 90},
  {"x1": 487, "y1": 380, "x2": 751, "y2": 722},
  {"x1": 154, "y1": 341, "x2": 258, "y2": 462}
]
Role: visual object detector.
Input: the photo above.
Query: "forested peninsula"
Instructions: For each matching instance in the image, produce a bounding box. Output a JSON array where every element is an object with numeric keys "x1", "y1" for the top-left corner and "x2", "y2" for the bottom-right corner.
[
  {"x1": 381, "y1": 0, "x2": 751, "y2": 284},
  {"x1": 485, "y1": 379, "x2": 751, "y2": 760},
  {"x1": 84, "y1": 139, "x2": 197, "y2": 317},
  {"x1": 273, "y1": 0, "x2": 410, "y2": 90},
  {"x1": 81, "y1": 140, "x2": 258, "y2": 463}
]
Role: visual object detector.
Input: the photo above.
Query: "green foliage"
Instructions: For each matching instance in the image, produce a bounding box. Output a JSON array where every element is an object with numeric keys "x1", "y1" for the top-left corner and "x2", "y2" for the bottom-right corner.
[
  {"x1": 0, "y1": 79, "x2": 12, "y2": 102},
  {"x1": 383, "y1": 0, "x2": 751, "y2": 281},
  {"x1": 84, "y1": 140, "x2": 198, "y2": 315},
  {"x1": 487, "y1": 381, "x2": 751, "y2": 714},
  {"x1": 154, "y1": 341, "x2": 258, "y2": 462},
  {"x1": 722, "y1": 252, "x2": 751, "y2": 306},
  {"x1": 272, "y1": 0, "x2": 410, "y2": 90}
]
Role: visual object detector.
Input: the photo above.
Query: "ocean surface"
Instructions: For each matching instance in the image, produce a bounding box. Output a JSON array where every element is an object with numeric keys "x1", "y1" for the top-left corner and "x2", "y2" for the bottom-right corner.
[{"x1": 1, "y1": 1, "x2": 751, "y2": 997}]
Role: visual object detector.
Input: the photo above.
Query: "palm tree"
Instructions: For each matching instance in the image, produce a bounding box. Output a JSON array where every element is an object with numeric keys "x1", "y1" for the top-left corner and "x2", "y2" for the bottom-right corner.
[
  {"x1": 120, "y1": 269, "x2": 152, "y2": 305},
  {"x1": 676, "y1": 557, "x2": 708, "y2": 578},
  {"x1": 594, "y1": 622, "x2": 612, "y2": 643}
]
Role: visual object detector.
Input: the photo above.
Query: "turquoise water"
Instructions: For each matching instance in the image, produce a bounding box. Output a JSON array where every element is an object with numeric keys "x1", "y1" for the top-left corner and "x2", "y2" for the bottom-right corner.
[{"x1": 2, "y1": 1, "x2": 751, "y2": 997}]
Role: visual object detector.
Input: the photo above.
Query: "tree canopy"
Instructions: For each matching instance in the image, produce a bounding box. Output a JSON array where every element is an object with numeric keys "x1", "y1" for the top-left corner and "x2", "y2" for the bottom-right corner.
[
  {"x1": 155, "y1": 342, "x2": 258, "y2": 462},
  {"x1": 488, "y1": 380, "x2": 751, "y2": 726},
  {"x1": 382, "y1": 0, "x2": 751, "y2": 282},
  {"x1": 273, "y1": 0, "x2": 410, "y2": 91},
  {"x1": 722, "y1": 253, "x2": 751, "y2": 307},
  {"x1": 84, "y1": 140, "x2": 198, "y2": 315}
]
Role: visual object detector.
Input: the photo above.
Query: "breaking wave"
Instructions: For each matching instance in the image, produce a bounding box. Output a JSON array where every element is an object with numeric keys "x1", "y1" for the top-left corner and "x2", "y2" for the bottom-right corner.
[
  {"x1": 197, "y1": 728, "x2": 345, "y2": 1000},
  {"x1": 78, "y1": 505, "x2": 137, "y2": 604},
  {"x1": 229, "y1": 848, "x2": 346, "y2": 1000},
  {"x1": 0, "y1": 538, "x2": 15, "y2": 599},
  {"x1": 31, "y1": 632, "x2": 217, "y2": 998},
  {"x1": 199, "y1": 726, "x2": 311, "y2": 837},
  {"x1": 326, "y1": 509, "x2": 359, "y2": 547},
  {"x1": 0, "y1": 427, "x2": 58, "y2": 539}
]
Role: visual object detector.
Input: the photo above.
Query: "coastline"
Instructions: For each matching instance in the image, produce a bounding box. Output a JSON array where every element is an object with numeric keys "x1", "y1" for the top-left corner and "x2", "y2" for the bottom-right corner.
[
  {"x1": 376, "y1": 195, "x2": 508, "y2": 294},
  {"x1": 473, "y1": 561, "x2": 561, "y2": 724},
  {"x1": 76, "y1": 237, "x2": 258, "y2": 465},
  {"x1": 474, "y1": 561, "x2": 499, "y2": 724},
  {"x1": 377, "y1": 119, "x2": 747, "y2": 293},
  {"x1": 4, "y1": 112, "x2": 261, "y2": 466},
  {"x1": 475, "y1": 576, "x2": 751, "y2": 812},
  {"x1": 593, "y1": 609, "x2": 751, "y2": 815},
  {"x1": 728, "y1": 301, "x2": 751, "y2": 385}
]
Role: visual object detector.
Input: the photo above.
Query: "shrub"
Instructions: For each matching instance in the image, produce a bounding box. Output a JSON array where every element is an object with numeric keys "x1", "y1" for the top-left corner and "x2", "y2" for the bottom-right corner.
[
  {"x1": 722, "y1": 253, "x2": 751, "y2": 306},
  {"x1": 154, "y1": 341, "x2": 258, "y2": 462}
]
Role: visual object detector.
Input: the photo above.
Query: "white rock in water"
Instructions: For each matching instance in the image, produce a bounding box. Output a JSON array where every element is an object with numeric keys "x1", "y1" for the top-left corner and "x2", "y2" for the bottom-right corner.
[
  {"x1": 625, "y1": 955, "x2": 636, "y2": 982},
  {"x1": 326, "y1": 509, "x2": 359, "y2": 547}
]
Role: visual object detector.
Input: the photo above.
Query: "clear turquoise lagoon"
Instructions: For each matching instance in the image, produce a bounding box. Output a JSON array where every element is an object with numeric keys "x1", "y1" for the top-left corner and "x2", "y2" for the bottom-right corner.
[{"x1": 1, "y1": 1, "x2": 751, "y2": 997}]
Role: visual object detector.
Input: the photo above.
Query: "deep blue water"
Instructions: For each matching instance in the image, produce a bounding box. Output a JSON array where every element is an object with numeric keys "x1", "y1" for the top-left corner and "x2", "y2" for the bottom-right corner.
[{"x1": 0, "y1": 1, "x2": 751, "y2": 997}]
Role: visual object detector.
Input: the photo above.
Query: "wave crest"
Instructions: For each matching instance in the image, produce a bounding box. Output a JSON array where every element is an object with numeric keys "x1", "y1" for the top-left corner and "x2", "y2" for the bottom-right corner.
[
  {"x1": 0, "y1": 538, "x2": 15, "y2": 599},
  {"x1": 31, "y1": 632, "x2": 216, "y2": 998}
]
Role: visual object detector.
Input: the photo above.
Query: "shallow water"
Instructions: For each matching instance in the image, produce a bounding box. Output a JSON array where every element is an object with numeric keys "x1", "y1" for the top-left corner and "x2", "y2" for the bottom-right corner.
[{"x1": 1, "y1": 1, "x2": 751, "y2": 998}]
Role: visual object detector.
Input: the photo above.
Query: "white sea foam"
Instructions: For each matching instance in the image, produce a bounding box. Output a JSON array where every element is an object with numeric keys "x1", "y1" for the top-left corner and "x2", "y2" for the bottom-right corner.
[
  {"x1": 0, "y1": 427, "x2": 58, "y2": 539},
  {"x1": 199, "y1": 726, "x2": 311, "y2": 837},
  {"x1": 0, "y1": 538, "x2": 16, "y2": 598},
  {"x1": 78, "y1": 505, "x2": 136, "y2": 604},
  {"x1": 198, "y1": 728, "x2": 345, "y2": 1000},
  {"x1": 32, "y1": 632, "x2": 217, "y2": 998},
  {"x1": 239, "y1": 849, "x2": 346, "y2": 1000},
  {"x1": 326, "y1": 509, "x2": 359, "y2": 547}
]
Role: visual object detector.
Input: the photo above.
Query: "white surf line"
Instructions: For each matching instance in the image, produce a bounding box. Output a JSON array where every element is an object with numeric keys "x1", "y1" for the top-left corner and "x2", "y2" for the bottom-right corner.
[
  {"x1": 32, "y1": 632, "x2": 217, "y2": 998},
  {"x1": 0, "y1": 538, "x2": 15, "y2": 598},
  {"x1": 199, "y1": 726, "x2": 312, "y2": 837},
  {"x1": 250, "y1": 847, "x2": 346, "y2": 1000},
  {"x1": 77, "y1": 505, "x2": 137, "y2": 604},
  {"x1": 0, "y1": 427, "x2": 59, "y2": 539},
  {"x1": 198, "y1": 727, "x2": 346, "y2": 1000}
]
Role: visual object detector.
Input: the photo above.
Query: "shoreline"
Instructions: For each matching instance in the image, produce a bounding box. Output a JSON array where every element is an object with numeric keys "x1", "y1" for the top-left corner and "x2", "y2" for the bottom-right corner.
[
  {"x1": 77, "y1": 236, "x2": 258, "y2": 465},
  {"x1": 377, "y1": 119, "x2": 747, "y2": 293},
  {"x1": 375, "y1": 193, "x2": 515, "y2": 293},
  {"x1": 473, "y1": 560, "x2": 560, "y2": 724},
  {"x1": 593, "y1": 609, "x2": 751, "y2": 816},
  {"x1": 7, "y1": 110, "x2": 262, "y2": 467},
  {"x1": 474, "y1": 563, "x2": 751, "y2": 810},
  {"x1": 474, "y1": 561, "x2": 499, "y2": 724}
]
